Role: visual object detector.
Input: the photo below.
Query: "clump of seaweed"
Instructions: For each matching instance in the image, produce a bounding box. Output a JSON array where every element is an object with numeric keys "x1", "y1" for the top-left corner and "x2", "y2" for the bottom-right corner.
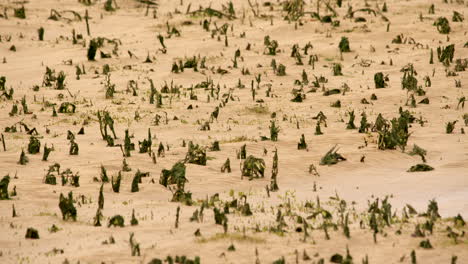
[
  {"x1": 27, "y1": 136, "x2": 41, "y2": 154},
  {"x1": 38, "y1": 27, "x2": 44, "y2": 41},
  {"x1": 25, "y1": 228, "x2": 39, "y2": 239},
  {"x1": 453, "y1": 11, "x2": 464, "y2": 22},
  {"x1": 437, "y1": 44, "x2": 455, "y2": 66},
  {"x1": 0, "y1": 175, "x2": 10, "y2": 200},
  {"x1": 42, "y1": 144, "x2": 53, "y2": 161},
  {"x1": 332, "y1": 63, "x2": 343, "y2": 76},
  {"x1": 160, "y1": 161, "x2": 186, "y2": 187},
  {"x1": 264, "y1": 35, "x2": 279, "y2": 55},
  {"x1": 297, "y1": 134, "x2": 307, "y2": 150},
  {"x1": 221, "y1": 158, "x2": 231, "y2": 173},
  {"x1": 242, "y1": 156, "x2": 265, "y2": 180},
  {"x1": 359, "y1": 112, "x2": 370, "y2": 133},
  {"x1": 59, "y1": 192, "x2": 77, "y2": 221},
  {"x1": 269, "y1": 120, "x2": 280, "y2": 141},
  {"x1": 87, "y1": 39, "x2": 99, "y2": 61},
  {"x1": 108, "y1": 215, "x2": 124, "y2": 227},
  {"x1": 283, "y1": 0, "x2": 305, "y2": 21},
  {"x1": 276, "y1": 64, "x2": 286, "y2": 76},
  {"x1": 408, "y1": 164, "x2": 434, "y2": 172},
  {"x1": 320, "y1": 146, "x2": 346, "y2": 166},
  {"x1": 339, "y1": 37, "x2": 350, "y2": 53},
  {"x1": 376, "y1": 109, "x2": 411, "y2": 151},
  {"x1": 131, "y1": 209, "x2": 138, "y2": 226},
  {"x1": 346, "y1": 110, "x2": 357, "y2": 129},
  {"x1": 374, "y1": 72, "x2": 388, "y2": 88},
  {"x1": 18, "y1": 149, "x2": 29, "y2": 165},
  {"x1": 111, "y1": 171, "x2": 122, "y2": 193},
  {"x1": 129, "y1": 233, "x2": 141, "y2": 256},
  {"x1": 14, "y1": 6, "x2": 26, "y2": 19},
  {"x1": 446, "y1": 121, "x2": 457, "y2": 134},
  {"x1": 185, "y1": 142, "x2": 207, "y2": 165},
  {"x1": 408, "y1": 144, "x2": 427, "y2": 163},
  {"x1": 123, "y1": 129, "x2": 134, "y2": 157},
  {"x1": 97, "y1": 110, "x2": 117, "y2": 145},
  {"x1": 433, "y1": 17, "x2": 450, "y2": 34},
  {"x1": 160, "y1": 162, "x2": 192, "y2": 205},
  {"x1": 401, "y1": 64, "x2": 418, "y2": 91},
  {"x1": 138, "y1": 128, "x2": 152, "y2": 153}
]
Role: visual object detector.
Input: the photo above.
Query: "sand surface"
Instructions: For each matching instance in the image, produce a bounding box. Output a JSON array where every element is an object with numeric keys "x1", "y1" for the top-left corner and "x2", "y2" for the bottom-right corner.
[{"x1": 0, "y1": 0, "x2": 467, "y2": 263}]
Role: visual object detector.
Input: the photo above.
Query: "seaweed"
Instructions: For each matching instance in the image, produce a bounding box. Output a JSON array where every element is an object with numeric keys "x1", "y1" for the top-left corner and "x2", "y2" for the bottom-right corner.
[
  {"x1": 374, "y1": 72, "x2": 388, "y2": 88},
  {"x1": 104, "y1": 74, "x2": 115, "y2": 99},
  {"x1": 452, "y1": 11, "x2": 464, "y2": 22},
  {"x1": 209, "y1": 141, "x2": 220, "y2": 151},
  {"x1": 123, "y1": 129, "x2": 134, "y2": 157},
  {"x1": 339, "y1": 37, "x2": 350, "y2": 53},
  {"x1": 418, "y1": 239, "x2": 433, "y2": 249},
  {"x1": 446, "y1": 121, "x2": 457, "y2": 134},
  {"x1": 87, "y1": 39, "x2": 98, "y2": 61},
  {"x1": 346, "y1": 110, "x2": 356, "y2": 129},
  {"x1": 58, "y1": 102, "x2": 76, "y2": 113},
  {"x1": 359, "y1": 112, "x2": 370, "y2": 133},
  {"x1": 283, "y1": 0, "x2": 305, "y2": 21},
  {"x1": 214, "y1": 207, "x2": 227, "y2": 225},
  {"x1": 55, "y1": 71, "x2": 66, "y2": 90},
  {"x1": 264, "y1": 35, "x2": 279, "y2": 55},
  {"x1": 185, "y1": 142, "x2": 207, "y2": 165},
  {"x1": 276, "y1": 64, "x2": 286, "y2": 76},
  {"x1": 111, "y1": 171, "x2": 121, "y2": 193},
  {"x1": 323, "y1": 89, "x2": 341, "y2": 96},
  {"x1": 131, "y1": 171, "x2": 140, "y2": 192},
  {"x1": 408, "y1": 144, "x2": 427, "y2": 163},
  {"x1": 297, "y1": 134, "x2": 307, "y2": 150},
  {"x1": 320, "y1": 146, "x2": 346, "y2": 165},
  {"x1": 122, "y1": 158, "x2": 131, "y2": 172},
  {"x1": 69, "y1": 140, "x2": 79, "y2": 155},
  {"x1": 138, "y1": 128, "x2": 152, "y2": 153},
  {"x1": 157, "y1": 142, "x2": 165, "y2": 157},
  {"x1": 377, "y1": 110, "x2": 411, "y2": 151},
  {"x1": 98, "y1": 184, "x2": 104, "y2": 210},
  {"x1": 97, "y1": 110, "x2": 117, "y2": 143},
  {"x1": 108, "y1": 215, "x2": 124, "y2": 227},
  {"x1": 270, "y1": 149, "x2": 279, "y2": 191},
  {"x1": 93, "y1": 207, "x2": 103, "y2": 226},
  {"x1": 315, "y1": 122, "x2": 323, "y2": 135},
  {"x1": 100, "y1": 165, "x2": 109, "y2": 183},
  {"x1": 131, "y1": 209, "x2": 138, "y2": 226},
  {"x1": 332, "y1": 63, "x2": 343, "y2": 76},
  {"x1": 242, "y1": 155, "x2": 265, "y2": 179},
  {"x1": 25, "y1": 228, "x2": 39, "y2": 239},
  {"x1": 18, "y1": 149, "x2": 29, "y2": 165},
  {"x1": 291, "y1": 92, "x2": 305, "y2": 102},
  {"x1": 160, "y1": 161, "x2": 186, "y2": 187},
  {"x1": 27, "y1": 136, "x2": 41, "y2": 154},
  {"x1": 221, "y1": 158, "x2": 231, "y2": 173},
  {"x1": 437, "y1": 44, "x2": 454, "y2": 66},
  {"x1": 401, "y1": 64, "x2": 418, "y2": 91},
  {"x1": 434, "y1": 17, "x2": 450, "y2": 34},
  {"x1": 104, "y1": 0, "x2": 116, "y2": 11},
  {"x1": 0, "y1": 175, "x2": 10, "y2": 200},
  {"x1": 408, "y1": 164, "x2": 434, "y2": 172},
  {"x1": 38, "y1": 27, "x2": 44, "y2": 41},
  {"x1": 59, "y1": 192, "x2": 77, "y2": 221},
  {"x1": 14, "y1": 6, "x2": 26, "y2": 19}
]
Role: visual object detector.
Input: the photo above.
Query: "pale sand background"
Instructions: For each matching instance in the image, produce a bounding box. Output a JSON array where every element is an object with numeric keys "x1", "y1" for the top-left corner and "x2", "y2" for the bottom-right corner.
[{"x1": 0, "y1": 0, "x2": 467, "y2": 263}]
